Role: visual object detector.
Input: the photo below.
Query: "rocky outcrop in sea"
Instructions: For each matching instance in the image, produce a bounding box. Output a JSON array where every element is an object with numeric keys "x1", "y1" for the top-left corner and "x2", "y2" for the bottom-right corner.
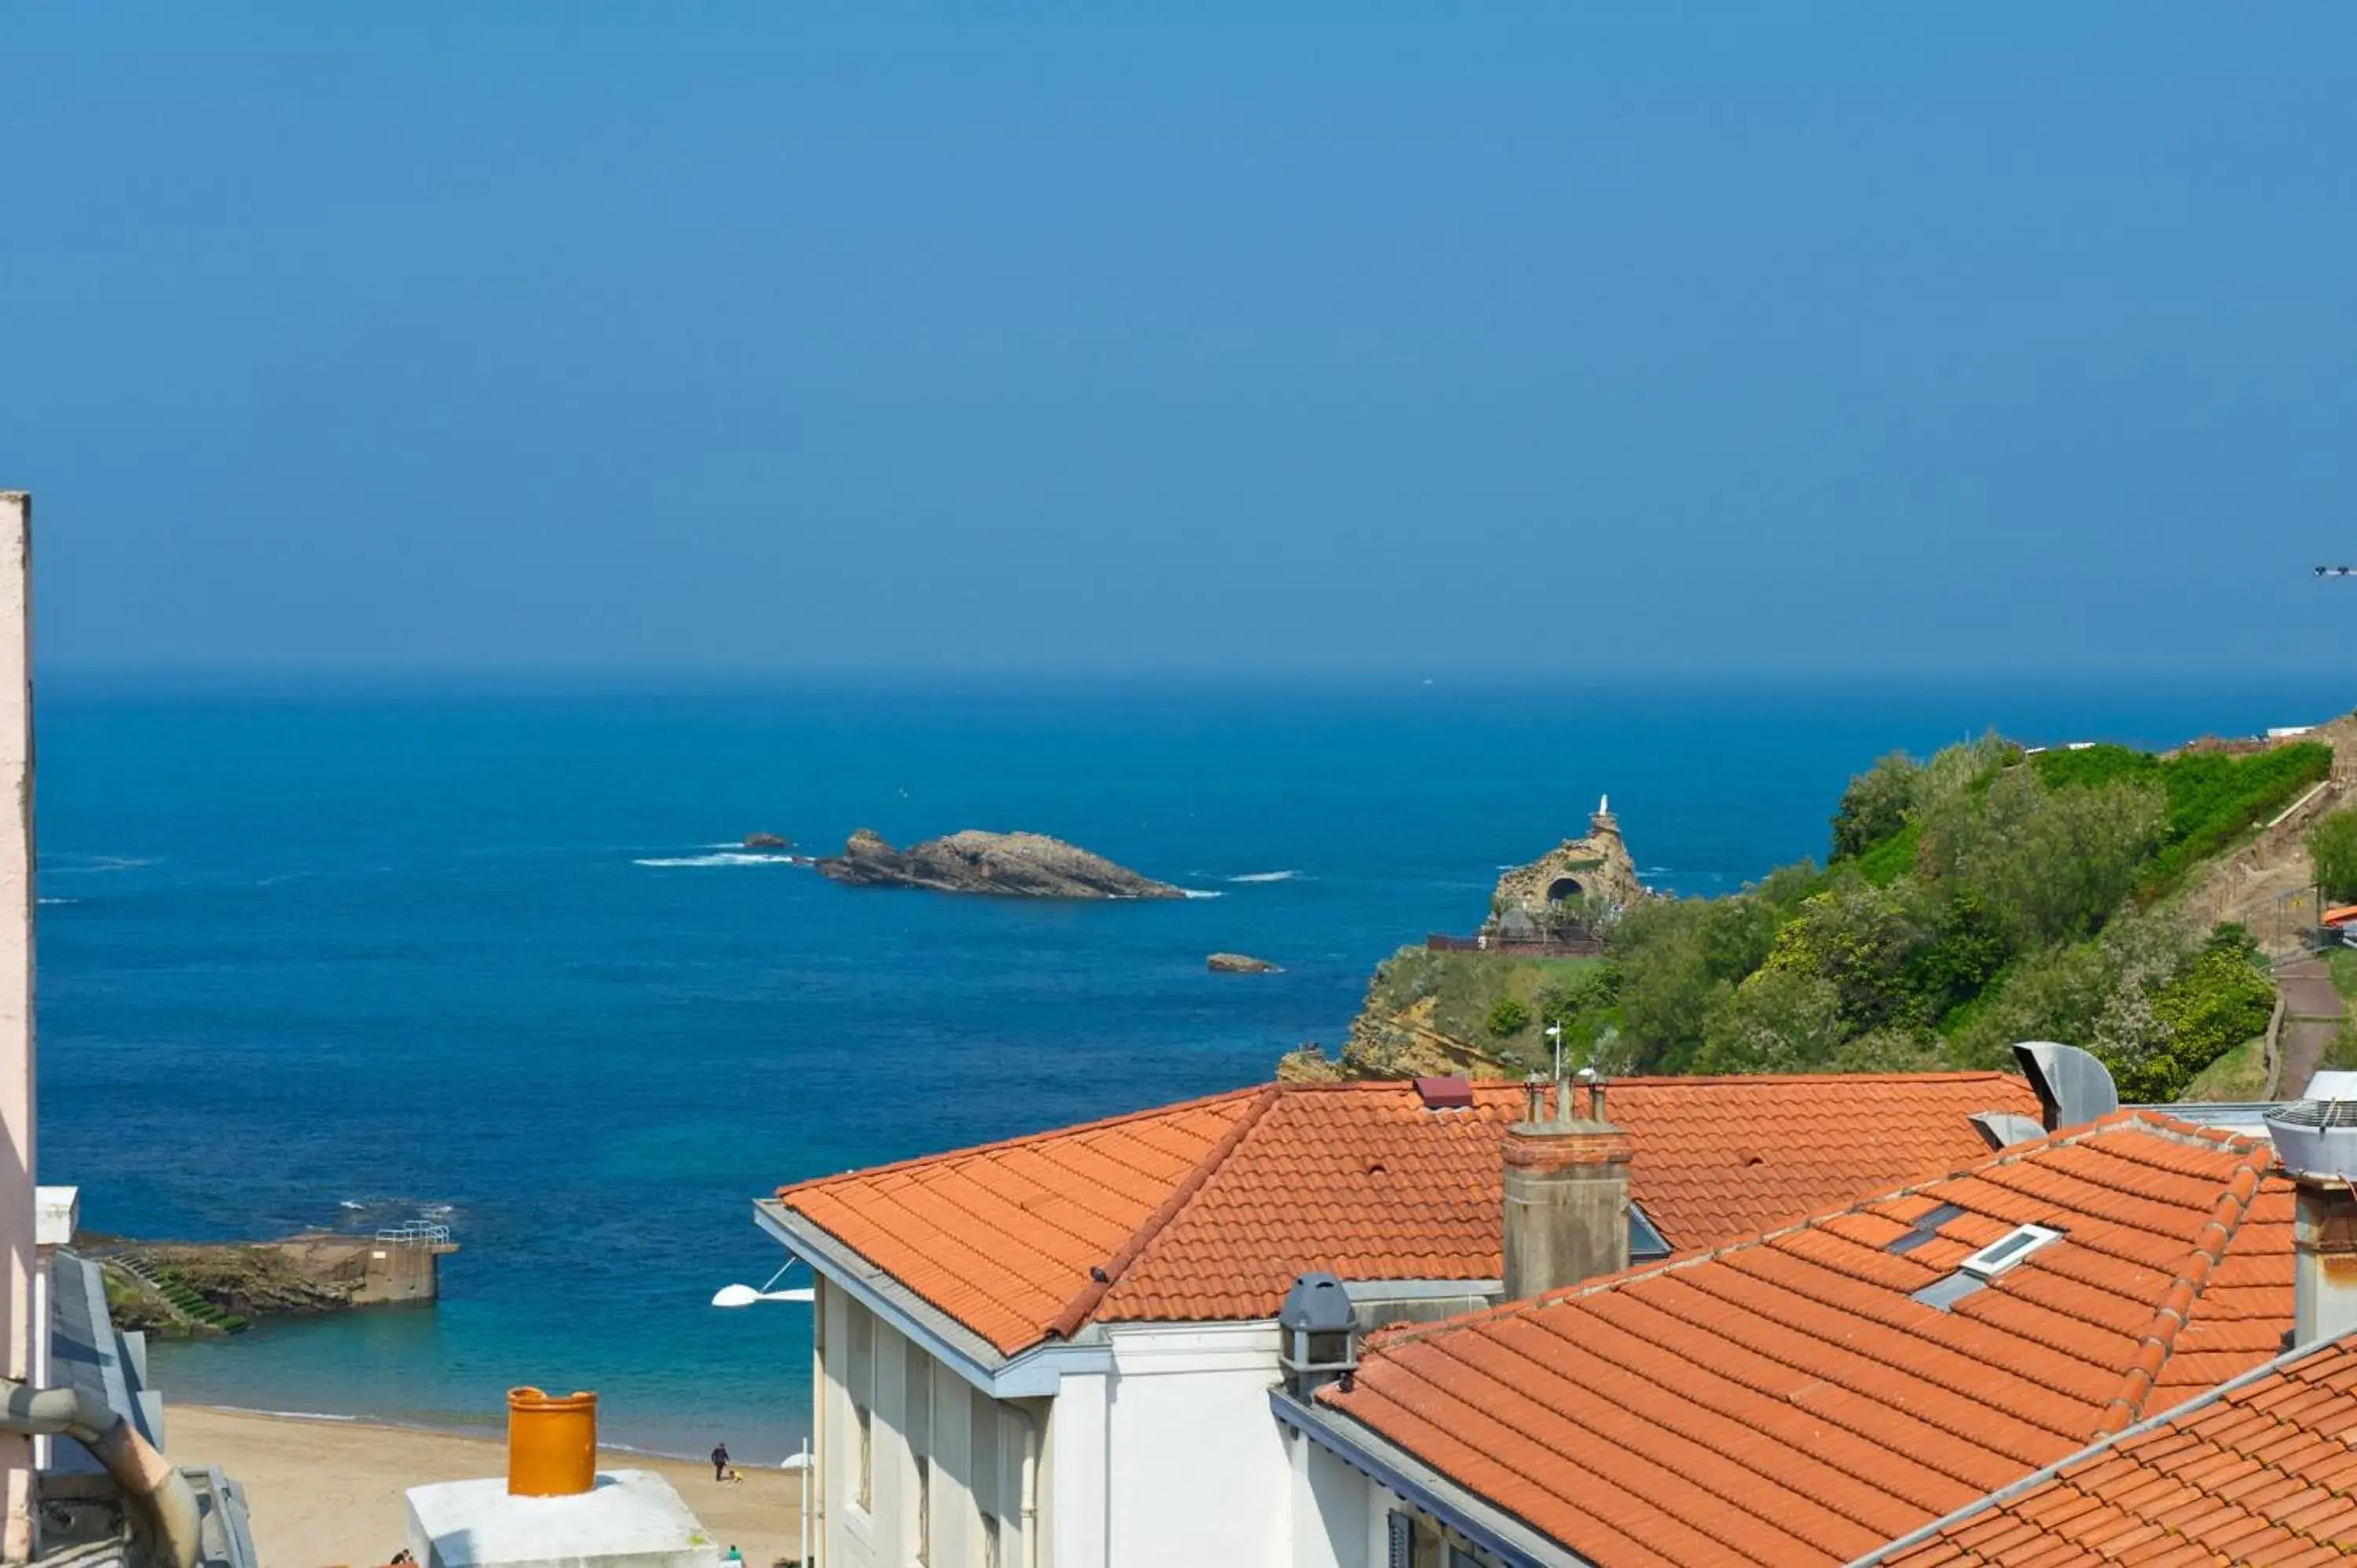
[{"x1": 817, "y1": 829, "x2": 1184, "y2": 899}]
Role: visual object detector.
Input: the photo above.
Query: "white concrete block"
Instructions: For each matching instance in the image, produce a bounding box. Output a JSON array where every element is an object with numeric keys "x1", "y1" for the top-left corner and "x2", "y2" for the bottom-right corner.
[
  {"x1": 405, "y1": 1471, "x2": 720, "y2": 1568},
  {"x1": 34, "y1": 1187, "x2": 75, "y2": 1249}
]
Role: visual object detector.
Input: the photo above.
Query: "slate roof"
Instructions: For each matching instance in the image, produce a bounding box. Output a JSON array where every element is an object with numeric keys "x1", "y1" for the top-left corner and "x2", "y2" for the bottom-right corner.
[
  {"x1": 1314, "y1": 1112, "x2": 2293, "y2": 1568},
  {"x1": 1871, "y1": 1328, "x2": 2357, "y2": 1567},
  {"x1": 772, "y1": 1071, "x2": 2038, "y2": 1356}
]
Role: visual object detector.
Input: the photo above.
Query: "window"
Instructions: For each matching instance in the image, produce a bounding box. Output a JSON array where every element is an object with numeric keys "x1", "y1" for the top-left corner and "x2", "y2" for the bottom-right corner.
[
  {"x1": 849, "y1": 1306, "x2": 875, "y2": 1512},
  {"x1": 906, "y1": 1339, "x2": 933, "y2": 1565},
  {"x1": 970, "y1": 1387, "x2": 1003, "y2": 1568},
  {"x1": 1959, "y1": 1223, "x2": 2064, "y2": 1280},
  {"x1": 1386, "y1": 1510, "x2": 1448, "y2": 1568}
]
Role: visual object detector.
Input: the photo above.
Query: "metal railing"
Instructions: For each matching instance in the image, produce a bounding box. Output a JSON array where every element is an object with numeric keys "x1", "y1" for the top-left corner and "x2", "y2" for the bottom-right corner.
[
  {"x1": 1426, "y1": 932, "x2": 1605, "y2": 958},
  {"x1": 375, "y1": 1222, "x2": 453, "y2": 1246}
]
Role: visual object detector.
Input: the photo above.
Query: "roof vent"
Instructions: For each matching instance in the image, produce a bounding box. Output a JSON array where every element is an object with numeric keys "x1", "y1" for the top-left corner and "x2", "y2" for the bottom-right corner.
[
  {"x1": 1414, "y1": 1075, "x2": 1474, "y2": 1111},
  {"x1": 1277, "y1": 1271, "x2": 1358, "y2": 1397},
  {"x1": 1958, "y1": 1223, "x2": 2063, "y2": 1280},
  {"x1": 2270, "y1": 1072, "x2": 2357, "y2": 1350},
  {"x1": 2013, "y1": 1041, "x2": 2117, "y2": 1132},
  {"x1": 1970, "y1": 1111, "x2": 2047, "y2": 1152},
  {"x1": 2267, "y1": 1072, "x2": 2357, "y2": 1178}
]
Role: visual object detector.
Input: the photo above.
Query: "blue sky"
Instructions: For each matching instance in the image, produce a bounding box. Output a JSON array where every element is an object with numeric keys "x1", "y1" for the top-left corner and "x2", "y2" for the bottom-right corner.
[{"x1": 6, "y1": 7, "x2": 2353, "y2": 675}]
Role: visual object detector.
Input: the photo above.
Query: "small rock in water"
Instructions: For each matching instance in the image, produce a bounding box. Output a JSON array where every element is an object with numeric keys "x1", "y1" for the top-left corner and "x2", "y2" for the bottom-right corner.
[
  {"x1": 742, "y1": 831, "x2": 790, "y2": 850},
  {"x1": 1208, "y1": 952, "x2": 1281, "y2": 974}
]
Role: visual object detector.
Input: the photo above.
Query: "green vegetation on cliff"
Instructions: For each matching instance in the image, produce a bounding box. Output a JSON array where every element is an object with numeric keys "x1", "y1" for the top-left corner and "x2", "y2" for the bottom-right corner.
[{"x1": 1332, "y1": 733, "x2": 2329, "y2": 1102}]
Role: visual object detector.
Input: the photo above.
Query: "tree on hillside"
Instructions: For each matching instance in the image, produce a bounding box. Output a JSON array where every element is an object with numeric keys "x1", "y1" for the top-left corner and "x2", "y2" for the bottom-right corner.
[
  {"x1": 2311, "y1": 808, "x2": 2357, "y2": 903},
  {"x1": 1917, "y1": 768, "x2": 2163, "y2": 948},
  {"x1": 1831, "y1": 753, "x2": 1920, "y2": 860}
]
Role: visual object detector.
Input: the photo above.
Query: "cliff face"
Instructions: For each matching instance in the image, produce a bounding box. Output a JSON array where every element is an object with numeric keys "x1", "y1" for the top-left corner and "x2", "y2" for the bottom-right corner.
[
  {"x1": 1284, "y1": 943, "x2": 1598, "y2": 1083},
  {"x1": 818, "y1": 829, "x2": 1184, "y2": 899}
]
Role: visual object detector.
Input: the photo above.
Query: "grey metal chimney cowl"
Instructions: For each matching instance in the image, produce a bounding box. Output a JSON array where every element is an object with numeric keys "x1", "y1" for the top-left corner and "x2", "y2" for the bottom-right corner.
[
  {"x1": 2265, "y1": 1071, "x2": 2357, "y2": 1349},
  {"x1": 1277, "y1": 1272, "x2": 1358, "y2": 1396}
]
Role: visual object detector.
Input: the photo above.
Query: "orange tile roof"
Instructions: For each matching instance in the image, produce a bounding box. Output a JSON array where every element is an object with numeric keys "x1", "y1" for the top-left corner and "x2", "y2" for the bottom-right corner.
[
  {"x1": 1873, "y1": 1328, "x2": 2357, "y2": 1567},
  {"x1": 1315, "y1": 1112, "x2": 2293, "y2": 1568},
  {"x1": 773, "y1": 1071, "x2": 2036, "y2": 1356}
]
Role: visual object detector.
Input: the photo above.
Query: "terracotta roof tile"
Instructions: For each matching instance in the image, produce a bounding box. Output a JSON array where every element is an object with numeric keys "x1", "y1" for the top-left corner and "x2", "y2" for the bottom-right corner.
[
  {"x1": 773, "y1": 1072, "x2": 2036, "y2": 1354},
  {"x1": 1317, "y1": 1112, "x2": 2292, "y2": 1568},
  {"x1": 1877, "y1": 1327, "x2": 2357, "y2": 1567}
]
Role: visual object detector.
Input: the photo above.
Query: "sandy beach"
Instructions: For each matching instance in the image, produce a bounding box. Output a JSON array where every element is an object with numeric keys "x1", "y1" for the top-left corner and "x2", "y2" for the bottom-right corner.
[{"x1": 169, "y1": 1407, "x2": 805, "y2": 1568}]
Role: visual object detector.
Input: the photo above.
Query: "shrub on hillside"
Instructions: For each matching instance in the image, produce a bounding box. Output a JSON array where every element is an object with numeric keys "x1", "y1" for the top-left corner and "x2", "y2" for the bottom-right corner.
[
  {"x1": 1610, "y1": 865, "x2": 1820, "y2": 1071},
  {"x1": 1692, "y1": 968, "x2": 1847, "y2": 1075},
  {"x1": 2096, "y1": 922, "x2": 2274, "y2": 1103},
  {"x1": 1757, "y1": 874, "x2": 1926, "y2": 1034},
  {"x1": 1484, "y1": 996, "x2": 1531, "y2": 1039},
  {"x1": 2311, "y1": 808, "x2": 2357, "y2": 903}
]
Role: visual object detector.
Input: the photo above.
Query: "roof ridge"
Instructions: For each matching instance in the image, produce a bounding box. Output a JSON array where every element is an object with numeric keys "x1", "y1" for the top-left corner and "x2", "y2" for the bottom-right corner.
[
  {"x1": 1042, "y1": 1083, "x2": 1285, "y2": 1340},
  {"x1": 772, "y1": 1083, "x2": 1266, "y2": 1198},
  {"x1": 2090, "y1": 1134, "x2": 2275, "y2": 1434},
  {"x1": 1279, "y1": 1070, "x2": 2026, "y2": 1094},
  {"x1": 1346, "y1": 1108, "x2": 2227, "y2": 1359}
]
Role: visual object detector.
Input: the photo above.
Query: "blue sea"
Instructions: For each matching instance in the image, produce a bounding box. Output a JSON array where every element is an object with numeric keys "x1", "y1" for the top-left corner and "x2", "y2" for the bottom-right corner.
[{"x1": 31, "y1": 674, "x2": 2351, "y2": 1460}]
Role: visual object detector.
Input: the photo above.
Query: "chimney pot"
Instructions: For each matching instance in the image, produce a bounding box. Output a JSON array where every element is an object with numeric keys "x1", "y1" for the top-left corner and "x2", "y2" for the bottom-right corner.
[{"x1": 507, "y1": 1387, "x2": 598, "y2": 1497}]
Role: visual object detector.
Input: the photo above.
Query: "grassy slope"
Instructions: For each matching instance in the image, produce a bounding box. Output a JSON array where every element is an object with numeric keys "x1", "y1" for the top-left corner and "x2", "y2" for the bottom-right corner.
[{"x1": 1365, "y1": 947, "x2": 1600, "y2": 1070}]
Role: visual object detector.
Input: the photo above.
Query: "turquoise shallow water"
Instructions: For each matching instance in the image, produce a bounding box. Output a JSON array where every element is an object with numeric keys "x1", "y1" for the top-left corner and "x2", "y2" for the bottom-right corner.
[{"x1": 32, "y1": 675, "x2": 2351, "y2": 1459}]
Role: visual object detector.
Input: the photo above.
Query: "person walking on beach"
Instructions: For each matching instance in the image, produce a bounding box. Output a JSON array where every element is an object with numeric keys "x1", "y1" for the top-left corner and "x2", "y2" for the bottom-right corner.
[{"x1": 711, "y1": 1441, "x2": 730, "y2": 1482}]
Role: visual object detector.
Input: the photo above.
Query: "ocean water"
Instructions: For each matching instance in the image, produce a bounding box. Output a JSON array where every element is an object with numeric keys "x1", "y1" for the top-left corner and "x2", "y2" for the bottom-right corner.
[{"x1": 32, "y1": 674, "x2": 2352, "y2": 1460}]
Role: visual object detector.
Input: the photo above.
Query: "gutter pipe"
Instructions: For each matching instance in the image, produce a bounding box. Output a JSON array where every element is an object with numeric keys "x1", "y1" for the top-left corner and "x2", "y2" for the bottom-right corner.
[
  {"x1": 1012, "y1": 1405, "x2": 1041, "y2": 1568},
  {"x1": 0, "y1": 1378, "x2": 201, "y2": 1568}
]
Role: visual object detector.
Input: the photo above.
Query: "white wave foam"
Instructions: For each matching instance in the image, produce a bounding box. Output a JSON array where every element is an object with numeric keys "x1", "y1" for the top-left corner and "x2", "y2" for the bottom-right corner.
[
  {"x1": 1179, "y1": 888, "x2": 1225, "y2": 899},
  {"x1": 338, "y1": 1200, "x2": 367, "y2": 1211},
  {"x1": 35, "y1": 897, "x2": 75, "y2": 907},
  {"x1": 1225, "y1": 870, "x2": 1301, "y2": 884},
  {"x1": 633, "y1": 852, "x2": 796, "y2": 868}
]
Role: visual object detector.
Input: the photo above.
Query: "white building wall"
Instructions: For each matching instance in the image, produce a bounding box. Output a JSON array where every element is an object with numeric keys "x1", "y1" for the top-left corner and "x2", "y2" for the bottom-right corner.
[
  {"x1": 1286, "y1": 1425, "x2": 1370, "y2": 1568},
  {"x1": 805, "y1": 1288, "x2": 1340, "y2": 1568},
  {"x1": 1102, "y1": 1321, "x2": 1293, "y2": 1568},
  {"x1": 813, "y1": 1282, "x2": 1036, "y2": 1568}
]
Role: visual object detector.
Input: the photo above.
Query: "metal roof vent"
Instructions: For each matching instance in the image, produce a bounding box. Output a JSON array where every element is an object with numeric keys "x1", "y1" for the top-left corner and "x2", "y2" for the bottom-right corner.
[
  {"x1": 1970, "y1": 1111, "x2": 2047, "y2": 1152},
  {"x1": 2013, "y1": 1041, "x2": 2118, "y2": 1131},
  {"x1": 1277, "y1": 1271, "x2": 1358, "y2": 1397},
  {"x1": 2266, "y1": 1071, "x2": 2357, "y2": 1181},
  {"x1": 1958, "y1": 1223, "x2": 2063, "y2": 1280}
]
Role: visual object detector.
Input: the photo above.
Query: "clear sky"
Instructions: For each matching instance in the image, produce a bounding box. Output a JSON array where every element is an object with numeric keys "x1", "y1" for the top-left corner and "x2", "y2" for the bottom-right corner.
[{"x1": 7, "y1": 7, "x2": 2353, "y2": 676}]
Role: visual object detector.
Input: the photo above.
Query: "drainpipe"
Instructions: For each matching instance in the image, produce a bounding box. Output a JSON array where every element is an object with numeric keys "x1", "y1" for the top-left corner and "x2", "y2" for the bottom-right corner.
[
  {"x1": 1012, "y1": 1405, "x2": 1041, "y2": 1568},
  {"x1": 809, "y1": 1279, "x2": 826, "y2": 1566},
  {"x1": 0, "y1": 1379, "x2": 200, "y2": 1568}
]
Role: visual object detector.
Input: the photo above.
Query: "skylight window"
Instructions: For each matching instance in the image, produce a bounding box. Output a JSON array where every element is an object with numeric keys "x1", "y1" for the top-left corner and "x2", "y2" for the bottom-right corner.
[
  {"x1": 1958, "y1": 1223, "x2": 2063, "y2": 1280},
  {"x1": 1628, "y1": 1203, "x2": 1671, "y2": 1262},
  {"x1": 1885, "y1": 1201, "x2": 1967, "y2": 1255}
]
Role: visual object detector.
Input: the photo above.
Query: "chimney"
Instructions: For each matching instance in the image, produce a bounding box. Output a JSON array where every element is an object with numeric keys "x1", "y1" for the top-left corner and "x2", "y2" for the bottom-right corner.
[
  {"x1": 2264, "y1": 1073, "x2": 2357, "y2": 1348},
  {"x1": 1502, "y1": 1070, "x2": 1631, "y2": 1300}
]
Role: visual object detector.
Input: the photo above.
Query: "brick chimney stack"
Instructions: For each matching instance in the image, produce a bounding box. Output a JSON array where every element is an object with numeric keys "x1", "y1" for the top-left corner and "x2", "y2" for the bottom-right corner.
[{"x1": 1501, "y1": 1070, "x2": 1631, "y2": 1301}]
